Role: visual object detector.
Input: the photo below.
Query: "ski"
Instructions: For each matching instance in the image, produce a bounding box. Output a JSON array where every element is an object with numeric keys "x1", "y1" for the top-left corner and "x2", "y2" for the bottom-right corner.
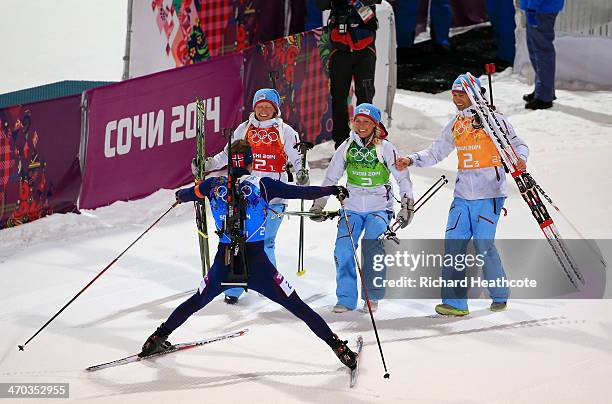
[
  {"x1": 350, "y1": 335, "x2": 364, "y2": 388},
  {"x1": 194, "y1": 98, "x2": 211, "y2": 276},
  {"x1": 459, "y1": 73, "x2": 585, "y2": 288},
  {"x1": 85, "y1": 329, "x2": 248, "y2": 372}
]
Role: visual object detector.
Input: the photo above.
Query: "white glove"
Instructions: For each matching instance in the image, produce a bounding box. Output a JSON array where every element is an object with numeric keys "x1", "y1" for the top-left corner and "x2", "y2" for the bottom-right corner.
[
  {"x1": 296, "y1": 169, "x2": 310, "y2": 186},
  {"x1": 397, "y1": 196, "x2": 414, "y2": 228},
  {"x1": 192, "y1": 157, "x2": 214, "y2": 177},
  {"x1": 309, "y1": 198, "x2": 327, "y2": 222}
]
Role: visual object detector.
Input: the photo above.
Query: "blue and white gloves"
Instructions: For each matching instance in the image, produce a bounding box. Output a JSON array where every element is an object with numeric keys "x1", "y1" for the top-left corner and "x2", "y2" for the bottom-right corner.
[
  {"x1": 309, "y1": 186, "x2": 349, "y2": 222},
  {"x1": 396, "y1": 195, "x2": 414, "y2": 229},
  {"x1": 296, "y1": 169, "x2": 310, "y2": 186},
  {"x1": 191, "y1": 157, "x2": 214, "y2": 176}
]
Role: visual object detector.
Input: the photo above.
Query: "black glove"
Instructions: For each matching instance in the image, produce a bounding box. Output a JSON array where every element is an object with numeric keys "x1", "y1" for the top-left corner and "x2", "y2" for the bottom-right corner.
[
  {"x1": 175, "y1": 188, "x2": 197, "y2": 204},
  {"x1": 332, "y1": 185, "x2": 349, "y2": 201}
]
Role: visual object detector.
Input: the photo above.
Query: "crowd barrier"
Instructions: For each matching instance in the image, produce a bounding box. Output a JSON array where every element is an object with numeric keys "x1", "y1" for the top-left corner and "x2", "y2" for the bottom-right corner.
[{"x1": 0, "y1": 96, "x2": 82, "y2": 229}]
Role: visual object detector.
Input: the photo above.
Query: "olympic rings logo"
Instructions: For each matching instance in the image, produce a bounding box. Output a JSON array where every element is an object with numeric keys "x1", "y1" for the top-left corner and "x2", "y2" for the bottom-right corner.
[
  {"x1": 241, "y1": 184, "x2": 253, "y2": 197},
  {"x1": 453, "y1": 119, "x2": 480, "y2": 137},
  {"x1": 348, "y1": 147, "x2": 377, "y2": 163},
  {"x1": 214, "y1": 184, "x2": 254, "y2": 200},
  {"x1": 247, "y1": 129, "x2": 279, "y2": 145},
  {"x1": 215, "y1": 186, "x2": 227, "y2": 198}
]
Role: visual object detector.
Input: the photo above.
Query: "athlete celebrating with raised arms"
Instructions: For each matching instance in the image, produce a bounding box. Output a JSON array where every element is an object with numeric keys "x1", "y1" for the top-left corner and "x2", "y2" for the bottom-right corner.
[{"x1": 141, "y1": 140, "x2": 358, "y2": 371}]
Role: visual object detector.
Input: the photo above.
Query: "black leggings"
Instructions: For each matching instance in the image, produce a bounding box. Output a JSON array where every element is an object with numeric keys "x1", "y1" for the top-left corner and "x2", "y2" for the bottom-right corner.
[
  {"x1": 164, "y1": 242, "x2": 334, "y2": 342},
  {"x1": 329, "y1": 47, "x2": 376, "y2": 147}
]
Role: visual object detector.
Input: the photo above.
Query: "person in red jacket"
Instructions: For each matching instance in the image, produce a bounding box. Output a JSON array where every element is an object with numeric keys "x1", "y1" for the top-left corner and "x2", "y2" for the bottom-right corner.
[{"x1": 316, "y1": 0, "x2": 382, "y2": 149}]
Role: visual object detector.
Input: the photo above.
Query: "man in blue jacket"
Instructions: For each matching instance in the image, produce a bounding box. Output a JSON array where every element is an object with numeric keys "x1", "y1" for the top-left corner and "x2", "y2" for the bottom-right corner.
[
  {"x1": 520, "y1": 0, "x2": 565, "y2": 110},
  {"x1": 139, "y1": 140, "x2": 358, "y2": 370}
]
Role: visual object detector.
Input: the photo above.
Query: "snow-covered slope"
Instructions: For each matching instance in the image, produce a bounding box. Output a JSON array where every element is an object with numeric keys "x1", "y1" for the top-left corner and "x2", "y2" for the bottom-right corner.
[{"x1": 1, "y1": 73, "x2": 611, "y2": 403}]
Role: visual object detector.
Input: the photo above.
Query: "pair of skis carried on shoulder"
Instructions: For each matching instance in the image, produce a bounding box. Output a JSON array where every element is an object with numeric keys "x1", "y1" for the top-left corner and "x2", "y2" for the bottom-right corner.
[{"x1": 459, "y1": 73, "x2": 598, "y2": 288}]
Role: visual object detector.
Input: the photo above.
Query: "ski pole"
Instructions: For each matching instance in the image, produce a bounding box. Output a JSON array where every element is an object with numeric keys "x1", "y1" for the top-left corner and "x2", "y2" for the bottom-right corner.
[
  {"x1": 527, "y1": 173, "x2": 607, "y2": 268},
  {"x1": 414, "y1": 176, "x2": 449, "y2": 213},
  {"x1": 387, "y1": 175, "x2": 448, "y2": 234},
  {"x1": 485, "y1": 63, "x2": 496, "y2": 109},
  {"x1": 273, "y1": 210, "x2": 340, "y2": 220},
  {"x1": 339, "y1": 199, "x2": 390, "y2": 379},
  {"x1": 414, "y1": 175, "x2": 447, "y2": 210},
  {"x1": 294, "y1": 140, "x2": 314, "y2": 277},
  {"x1": 297, "y1": 199, "x2": 306, "y2": 276},
  {"x1": 18, "y1": 201, "x2": 180, "y2": 351}
]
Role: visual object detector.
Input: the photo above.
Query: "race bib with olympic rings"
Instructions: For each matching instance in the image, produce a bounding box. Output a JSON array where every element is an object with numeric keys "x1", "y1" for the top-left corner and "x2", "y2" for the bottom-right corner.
[
  {"x1": 453, "y1": 116, "x2": 502, "y2": 170},
  {"x1": 207, "y1": 176, "x2": 267, "y2": 243},
  {"x1": 246, "y1": 125, "x2": 287, "y2": 173},
  {"x1": 345, "y1": 141, "x2": 390, "y2": 188}
]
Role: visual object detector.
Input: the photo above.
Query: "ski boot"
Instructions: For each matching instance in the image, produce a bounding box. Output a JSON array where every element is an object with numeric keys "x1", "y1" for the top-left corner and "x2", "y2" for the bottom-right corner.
[
  {"x1": 490, "y1": 302, "x2": 507, "y2": 312},
  {"x1": 139, "y1": 324, "x2": 172, "y2": 357},
  {"x1": 435, "y1": 304, "x2": 469, "y2": 316},
  {"x1": 327, "y1": 334, "x2": 357, "y2": 369},
  {"x1": 358, "y1": 300, "x2": 378, "y2": 313}
]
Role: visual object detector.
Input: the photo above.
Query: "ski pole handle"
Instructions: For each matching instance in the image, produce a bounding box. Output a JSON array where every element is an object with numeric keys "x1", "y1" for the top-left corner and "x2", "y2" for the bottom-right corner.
[
  {"x1": 485, "y1": 63, "x2": 496, "y2": 75},
  {"x1": 485, "y1": 63, "x2": 496, "y2": 108}
]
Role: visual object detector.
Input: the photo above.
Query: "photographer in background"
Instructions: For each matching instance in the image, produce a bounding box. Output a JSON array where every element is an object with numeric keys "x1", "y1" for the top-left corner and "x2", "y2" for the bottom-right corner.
[{"x1": 316, "y1": 0, "x2": 382, "y2": 149}]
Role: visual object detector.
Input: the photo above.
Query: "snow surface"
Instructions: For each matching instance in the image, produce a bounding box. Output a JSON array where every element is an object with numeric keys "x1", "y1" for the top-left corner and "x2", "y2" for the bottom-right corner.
[{"x1": 2, "y1": 73, "x2": 612, "y2": 402}]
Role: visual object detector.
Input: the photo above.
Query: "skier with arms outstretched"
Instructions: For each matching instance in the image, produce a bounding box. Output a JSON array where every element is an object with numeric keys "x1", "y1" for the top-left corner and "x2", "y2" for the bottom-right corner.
[{"x1": 141, "y1": 140, "x2": 357, "y2": 369}]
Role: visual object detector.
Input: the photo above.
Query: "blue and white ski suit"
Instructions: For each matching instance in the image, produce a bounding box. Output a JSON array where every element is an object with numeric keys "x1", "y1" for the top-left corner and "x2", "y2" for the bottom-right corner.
[
  {"x1": 315, "y1": 132, "x2": 414, "y2": 310},
  {"x1": 408, "y1": 109, "x2": 529, "y2": 310}
]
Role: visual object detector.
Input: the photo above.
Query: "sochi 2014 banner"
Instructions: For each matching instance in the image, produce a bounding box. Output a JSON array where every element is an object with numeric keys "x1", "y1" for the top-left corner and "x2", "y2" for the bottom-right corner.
[
  {"x1": 128, "y1": 0, "x2": 305, "y2": 79},
  {"x1": 80, "y1": 54, "x2": 243, "y2": 210},
  {"x1": 0, "y1": 96, "x2": 82, "y2": 229}
]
